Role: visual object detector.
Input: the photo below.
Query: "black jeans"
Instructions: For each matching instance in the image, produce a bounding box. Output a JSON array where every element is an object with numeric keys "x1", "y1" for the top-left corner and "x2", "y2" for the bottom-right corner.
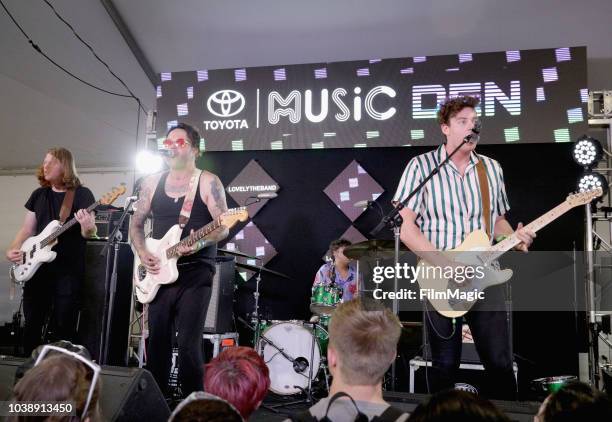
[
  {"x1": 147, "y1": 264, "x2": 213, "y2": 397},
  {"x1": 22, "y1": 263, "x2": 80, "y2": 357},
  {"x1": 424, "y1": 285, "x2": 517, "y2": 400}
]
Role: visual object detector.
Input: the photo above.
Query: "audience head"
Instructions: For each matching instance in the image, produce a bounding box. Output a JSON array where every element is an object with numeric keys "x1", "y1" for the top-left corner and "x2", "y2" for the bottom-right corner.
[
  {"x1": 169, "y1": 392, "x2": 243, "y2": 422},
  {"x1": 328, "y1": 297, "x2": 401, "y2": 386},
  {"x1": 408, "y1": 389, "x2": 510, "y2": 422},
  {"x1": 203, "y1": 346, "x2": 269, "y2": 419},
  {"x1": 11, "y1": 345, "x2": 101, "y2": 422},
  {"x1": 535, "y1": 381, "x2": 612, "y2": 422}
]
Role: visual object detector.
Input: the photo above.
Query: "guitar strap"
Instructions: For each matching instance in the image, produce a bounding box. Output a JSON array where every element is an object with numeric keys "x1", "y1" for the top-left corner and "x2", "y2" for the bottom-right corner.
[
  {"x1": 178, "y1": 168, "x2": 203, "y2": 229},
  {"x1": 475, "y1": 158, "x2": 491, "y2": 239},
  {"x1": 59, "y1": 189, "x2": 75, "y2": 224}
]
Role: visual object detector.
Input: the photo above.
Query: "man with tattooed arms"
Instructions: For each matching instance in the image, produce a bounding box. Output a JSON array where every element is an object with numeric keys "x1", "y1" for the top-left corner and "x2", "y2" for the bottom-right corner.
[{"x1": 130, "y1": 123, "x2": 229, "y2": 397}]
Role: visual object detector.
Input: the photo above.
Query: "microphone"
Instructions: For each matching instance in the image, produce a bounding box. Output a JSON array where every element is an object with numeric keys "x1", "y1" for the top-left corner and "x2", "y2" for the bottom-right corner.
[
  {"x1": 293, "y1": 357, "x2": 309, "y2": 373},
  {"x1": 465, "y1": 120, "x2": 482, "y2": 144},
  {"x1": 354, "y1": 200, "x2": 373, "y2": 208},
  {"x1": 256, "y1": 192, "x2": 278, "y2": 199}
]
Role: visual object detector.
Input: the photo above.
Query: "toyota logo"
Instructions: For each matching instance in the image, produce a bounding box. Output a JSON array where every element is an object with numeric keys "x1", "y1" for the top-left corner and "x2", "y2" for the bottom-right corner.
[{"x1": 207, "y1": 90, "x2": 246, "y2": 117}]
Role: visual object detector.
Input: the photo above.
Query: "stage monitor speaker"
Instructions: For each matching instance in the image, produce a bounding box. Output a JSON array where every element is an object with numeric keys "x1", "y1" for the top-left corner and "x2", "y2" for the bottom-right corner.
[
  {"x1": 78, "y1": 241, "x2": 134, "y2": 365},
  {"x1": 0, "y1": 359, "x2": 169, "y2": 422},
  {"x1": 203, "y1": 256, "x2": 235, "y2": 334},
  {"x1": 99, "y1": 366, "x2": 170, "y2": 421},
  {"x1": 383, "y1": 391, "x2": 540, "y2": 422}
]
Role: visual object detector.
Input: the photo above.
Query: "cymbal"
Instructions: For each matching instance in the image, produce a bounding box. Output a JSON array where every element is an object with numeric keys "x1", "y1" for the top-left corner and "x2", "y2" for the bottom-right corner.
[
  {"x1": 235, "y1": 262, "x2": 291, "y2": 279},
  {"x1": 343, "y1": 239, "x2": 407, "y2": 260},
  {"x1": 218, "y1": 248, "x2": 257, "y2": 260}
]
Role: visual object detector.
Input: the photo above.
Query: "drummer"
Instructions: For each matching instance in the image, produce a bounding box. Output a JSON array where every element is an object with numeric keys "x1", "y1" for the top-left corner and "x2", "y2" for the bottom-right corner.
[{"x1": 313, "y1": 238, "x2": 357, "y2": 301}]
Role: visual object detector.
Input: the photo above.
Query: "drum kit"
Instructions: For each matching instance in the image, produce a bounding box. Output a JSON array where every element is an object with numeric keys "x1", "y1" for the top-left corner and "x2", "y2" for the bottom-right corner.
[{"x1": 219, "y1": 239, "x2": 399, "y2": 400}]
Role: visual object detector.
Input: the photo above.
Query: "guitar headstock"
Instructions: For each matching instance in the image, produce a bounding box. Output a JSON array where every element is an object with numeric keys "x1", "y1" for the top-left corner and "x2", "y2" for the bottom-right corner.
[
  {"x1": 566, "y1": 188, "x2": 603, "y2": 207},
  {"x1": 100, "y1": 184, "x2": 127, "y2": 206},
  {"x1": 220, "y1": 207, "x2": 249, "y2": 228}
]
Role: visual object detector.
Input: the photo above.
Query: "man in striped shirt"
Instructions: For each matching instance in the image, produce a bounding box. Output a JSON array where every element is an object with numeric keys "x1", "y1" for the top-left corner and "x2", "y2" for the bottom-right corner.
[{"x1": 393, "y1": 96, "x2": 535, "y2": 400}]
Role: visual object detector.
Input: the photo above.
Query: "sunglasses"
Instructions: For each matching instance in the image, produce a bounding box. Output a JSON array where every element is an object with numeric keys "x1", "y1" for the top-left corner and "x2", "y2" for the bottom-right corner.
[
  {"x1": 162, "y1": 138, "x2": 192, "y2": 149},
  {"x1": 34, "y1": 345, "x2": 101, "y2": 420}
]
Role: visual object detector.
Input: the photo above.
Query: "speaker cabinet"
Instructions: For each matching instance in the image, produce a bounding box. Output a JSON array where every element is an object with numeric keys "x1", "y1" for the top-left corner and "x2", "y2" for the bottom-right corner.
[
  {"x1": 203, "y1": 256, "x2": 235, "y2": 334},
  {"x1": 78, "y1": 241, "x2": 134, "y2": 365}
]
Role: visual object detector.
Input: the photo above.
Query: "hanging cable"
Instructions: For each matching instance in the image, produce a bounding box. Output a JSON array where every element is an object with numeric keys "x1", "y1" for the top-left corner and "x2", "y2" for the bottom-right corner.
[
  {"x1": 0, "y1": 0, "x2": 139, "y2": 100},
  {"x1": 41, "y1": 0, "x2": 148, "y2": 116}
]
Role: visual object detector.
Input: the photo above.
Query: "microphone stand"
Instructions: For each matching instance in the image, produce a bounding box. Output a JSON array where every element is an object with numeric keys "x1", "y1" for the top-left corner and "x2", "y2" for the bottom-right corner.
[
  {"x1": 370, "y1": 136, "x2": 474, "y2": 391},
  {"x1": 100, "y1": 195, "x2": 137, "y2": 365}
]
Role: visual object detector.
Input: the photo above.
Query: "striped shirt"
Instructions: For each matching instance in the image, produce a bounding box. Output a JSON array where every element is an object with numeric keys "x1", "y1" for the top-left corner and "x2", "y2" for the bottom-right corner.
[{"x1": 393, "y1": 145, "x2": 510, "y2": 250}]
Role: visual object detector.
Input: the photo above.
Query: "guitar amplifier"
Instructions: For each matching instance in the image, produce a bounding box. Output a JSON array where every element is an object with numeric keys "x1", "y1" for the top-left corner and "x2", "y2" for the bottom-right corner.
[
  {"x1": 203, "y1": 256, "x2": 236, "y2": 334},
  {"x1": 95, "y1": 207, "x2": 130, "y2": 241}
]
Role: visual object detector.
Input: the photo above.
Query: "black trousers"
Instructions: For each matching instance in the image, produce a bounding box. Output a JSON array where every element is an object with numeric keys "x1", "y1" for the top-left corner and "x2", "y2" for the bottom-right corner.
[
  {"x1": 147, "y1": 263, "x2": 213, "y2": 397},
  {"x1": 424, "y1": 285, "x2": 517, "y2": 400},
  {"x1": 22, "y1": 263, "x2": 80, "y2": 357}
]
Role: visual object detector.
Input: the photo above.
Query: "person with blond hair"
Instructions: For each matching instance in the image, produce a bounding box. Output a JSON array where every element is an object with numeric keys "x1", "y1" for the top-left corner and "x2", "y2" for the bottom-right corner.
[
  {"x1": 5, "y1": 148, "x2": 96, "y2": 355},
  {"x1": 288, "y1": 297, "x2": 408, "y2": 422}
]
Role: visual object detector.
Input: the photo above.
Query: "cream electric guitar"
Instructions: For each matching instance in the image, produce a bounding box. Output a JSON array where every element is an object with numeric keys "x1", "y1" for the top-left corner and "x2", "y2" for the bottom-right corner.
[
  {"x1": 417, "y1": 189, "x2": 602, "y2": 318},
  {"x1": 133, "y1": 207, "x2": 249, "y2": 304},
  {"x1": 9, "y1": 185, "x2": 127, "y2": 285}
]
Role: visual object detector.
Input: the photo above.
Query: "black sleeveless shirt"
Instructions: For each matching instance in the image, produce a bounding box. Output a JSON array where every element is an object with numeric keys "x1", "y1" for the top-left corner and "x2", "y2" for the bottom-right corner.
[{"x1": 151, "y1": 172, "x2": 216, "y2": 269}]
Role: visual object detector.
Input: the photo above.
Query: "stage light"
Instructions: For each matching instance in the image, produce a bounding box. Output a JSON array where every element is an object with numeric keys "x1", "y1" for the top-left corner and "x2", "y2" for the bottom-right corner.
[
  {"x1": 577, "y1": 171, "x2": 608, "y2": 196},
  {"x1": 572, "y1": 136, "x2": 603, "y2": 168},
  {"x1": 135, "y1": 150, "x2": 163, "y2": 174}
]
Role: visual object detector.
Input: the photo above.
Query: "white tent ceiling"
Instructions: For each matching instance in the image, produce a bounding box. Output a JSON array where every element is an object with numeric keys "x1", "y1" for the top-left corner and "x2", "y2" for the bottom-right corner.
[{"x1": 1, "y1": 0, "x2": 611, "y2": 171}]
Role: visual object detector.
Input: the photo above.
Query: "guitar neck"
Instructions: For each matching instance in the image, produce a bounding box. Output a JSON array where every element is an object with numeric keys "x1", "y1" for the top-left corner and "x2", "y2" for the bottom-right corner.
[
  {"x1": 166, "y1": 216, "x2": 222, "y2": 259},
  {"x1": 481, "y1": 200, "x2": 573, "y2": 264},
  {"x1": 40, "y1": 201, "x2": 99, "y2": 247}
]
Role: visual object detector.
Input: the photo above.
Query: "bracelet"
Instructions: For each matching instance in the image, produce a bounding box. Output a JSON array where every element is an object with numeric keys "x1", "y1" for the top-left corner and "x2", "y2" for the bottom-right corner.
[{"x1": 495, "y1": 234, "x2": 508, "y2": 243}]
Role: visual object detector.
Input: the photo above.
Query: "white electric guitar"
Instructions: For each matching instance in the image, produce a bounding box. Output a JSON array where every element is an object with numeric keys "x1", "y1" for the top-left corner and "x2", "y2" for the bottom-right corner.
[
  {"x1": 133, "y1": 207, "x2": 249, "y2": 304},
  {"x1": 417, "y1": 188, "x2": 602, "y2": 318},
  {"x1": 9, "y1": 185, "x2": 127, "y2": 285}
]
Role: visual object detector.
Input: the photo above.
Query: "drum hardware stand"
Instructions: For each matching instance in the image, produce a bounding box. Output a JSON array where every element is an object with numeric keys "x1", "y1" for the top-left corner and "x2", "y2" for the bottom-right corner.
[
  {"x1": 238, "y1": 239, "x2": 323, "y2": 405},
  {"x1": 371, "y1": 136, "x2": 476, "y2": 391}
]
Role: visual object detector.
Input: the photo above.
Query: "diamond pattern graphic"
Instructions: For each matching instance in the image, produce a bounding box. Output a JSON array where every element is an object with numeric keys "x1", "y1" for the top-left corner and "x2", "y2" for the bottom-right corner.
[
  {"x1": 323, "y1": 160, "x2": 384, "y2": 222},
  {"x1": 224, "y1": 221, "x2": 277, "y2": 280},
  {"x1": 226, "y1": 159, "x2": 279, "y2": 217}
]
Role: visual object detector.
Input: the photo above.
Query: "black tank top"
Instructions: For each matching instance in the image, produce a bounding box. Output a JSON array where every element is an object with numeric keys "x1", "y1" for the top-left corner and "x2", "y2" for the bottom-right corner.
[{"x1": 151, "y1": 171, "x2": 216, "y2": 267}]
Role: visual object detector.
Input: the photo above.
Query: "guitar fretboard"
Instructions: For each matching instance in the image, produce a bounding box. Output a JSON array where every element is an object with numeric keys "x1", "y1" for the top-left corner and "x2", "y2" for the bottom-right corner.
[
  {"x1": 165, "y1": 216, "x2": 223, "y2": 258},
  {"x1": 39, "y1": 200, "x2": 100, "y2": 248},
  {"x1": 480, "y1": 200, "x2": 573, "y2": 264}
]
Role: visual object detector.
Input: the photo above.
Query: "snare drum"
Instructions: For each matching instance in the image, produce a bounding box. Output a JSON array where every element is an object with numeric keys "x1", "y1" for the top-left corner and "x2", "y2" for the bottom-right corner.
[
  {"x1": 257, "y1": 321, "x2": 321, "y2": 395},
  {"x1": 310, "y1": 284, "x2": 342, "y2": 315}
]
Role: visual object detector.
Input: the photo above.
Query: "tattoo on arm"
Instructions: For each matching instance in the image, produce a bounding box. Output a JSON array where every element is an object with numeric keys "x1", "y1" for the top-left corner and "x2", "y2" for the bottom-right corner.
[
  {"x1": 208, "y1": 176, "x2": 228, "y2": 218},
  {"x1": 203, "y1": 175, "x2": 229, "y2": 244},
  {"x1": 130, "y1": 178, "x2": 154, "y2": 254}
]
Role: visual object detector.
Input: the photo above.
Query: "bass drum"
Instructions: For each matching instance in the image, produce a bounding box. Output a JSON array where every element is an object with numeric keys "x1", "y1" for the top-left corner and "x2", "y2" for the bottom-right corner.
[{"x1": 257, "y1": 321, "x2": 321, "y2": 395}]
